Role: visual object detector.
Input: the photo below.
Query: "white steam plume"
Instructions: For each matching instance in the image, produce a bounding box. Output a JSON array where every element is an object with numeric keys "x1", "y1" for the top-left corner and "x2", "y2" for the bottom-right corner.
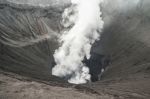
[{"x1": 52, "y1": 0, "x2": 104, "y2": 84}]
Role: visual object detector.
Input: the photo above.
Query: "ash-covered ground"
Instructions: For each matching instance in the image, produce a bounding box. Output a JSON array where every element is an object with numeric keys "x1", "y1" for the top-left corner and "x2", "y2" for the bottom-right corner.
[{"x1": 0, "y1": 0, "x2": 150, "y2": 99}]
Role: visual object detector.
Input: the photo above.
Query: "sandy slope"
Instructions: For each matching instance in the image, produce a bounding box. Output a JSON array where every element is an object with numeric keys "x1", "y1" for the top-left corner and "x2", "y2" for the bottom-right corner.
[
  {"x1": 1, "y1": 70, "x2": 150, "y2": 99},
  {"x1": 0, "y1": 72, "x2": 113, "y2": 99}
]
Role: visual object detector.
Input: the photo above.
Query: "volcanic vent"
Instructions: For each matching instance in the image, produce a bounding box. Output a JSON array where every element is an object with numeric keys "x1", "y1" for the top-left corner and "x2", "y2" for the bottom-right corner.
[{"x1": 0, "y1": 0, "x2": 150, "y2": 98}]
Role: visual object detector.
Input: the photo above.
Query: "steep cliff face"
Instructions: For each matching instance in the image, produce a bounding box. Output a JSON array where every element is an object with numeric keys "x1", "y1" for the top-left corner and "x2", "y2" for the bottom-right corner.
[
  {"x1": 96, "y1": 0, "x2": 150, "y2": 79},
  {"x1": 0, "y1": 1, "x2": 64, "y2": 81}
]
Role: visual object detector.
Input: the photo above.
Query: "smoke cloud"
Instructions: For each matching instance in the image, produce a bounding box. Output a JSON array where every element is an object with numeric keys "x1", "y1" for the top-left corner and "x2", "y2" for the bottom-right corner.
[{"x1": 52, "y1": 0, "x2": 104, "y2": 84}]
